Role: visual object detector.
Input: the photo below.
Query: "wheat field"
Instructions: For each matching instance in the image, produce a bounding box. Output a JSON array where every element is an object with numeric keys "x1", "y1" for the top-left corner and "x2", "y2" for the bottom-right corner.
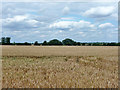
[{"x1": 2, "y1": 46, "x2": 118, "y2": 88}]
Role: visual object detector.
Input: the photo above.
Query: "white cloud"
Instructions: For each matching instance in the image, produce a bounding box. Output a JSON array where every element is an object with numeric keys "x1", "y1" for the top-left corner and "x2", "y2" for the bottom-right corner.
[
  {"x1": 69, "y1": 28, "x2": 73, "y2": 31},
  {"x1": 26, "y1": 19, "x2": 39, "y2": 27},
  {"x1": 99, "y1": 23, "x2": 114, "y2": 29},
  {"x1": 62, "y1": 6, "x2": 70, "y2": 15},
  {"x1": 83, "y1": 6, "x2": 115, "y2": 18},
  {"x1": 26, "y1": 19, "x2": 38, "y2": 24},
  {"x1": 79, "y1": 32, "x2": 84, "y2": 34},
  {"x1": 2, "y1": 2, "x2": 118, "y2": 42},
  {"x1": 59, "y1": 30, "x2": 63, "y2": 33},
  {"x1": 60, "y1": 17, "x2": 75, "y2": 21},
  {"x1": 3, "y1": 15, "x2": 40, "y2": 29},
  {"x1": 40, "y1": 35, "x2": 46, "y2": 37},
  {"x1": 90, "y1": 29, "x2": 96, "y2": 31},
  {"x1": 3, "y1": 15, "x2": 28, "y2": 23},
  {"x1": 34, "y1": 31, "x2": 40, "y2": 33},
  {"x1": 111, "y1": 13, "x2": 118, "y2": 20},
  {"x1": 79, "y1": 32, "x2": 86, "y2": 37},
  {"x1": 2, "y1": 0, "x2": 119, "y2": 2},
  {"x1": 13, "y1": 15, "x2": 28, "y2": 22},
  {"x1": 49, "y1": 21, "x2": 73, "y2": 29},
  {"x1": 49, "y1": 20, "x2": 95, "y2": 30}
]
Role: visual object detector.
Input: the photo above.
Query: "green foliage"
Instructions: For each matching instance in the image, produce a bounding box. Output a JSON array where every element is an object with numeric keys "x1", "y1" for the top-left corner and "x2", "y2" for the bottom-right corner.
[
  {"x1": 76, "y1": 42, "x2": 81, "y2": 46},
  {"x1": 1, "y1": 37, "x2": 120, "y2": 46},
  {"x1": 42, "y1": 41, "x2": 48, "y2": 45},
  {"x1": 62, "y1": 38, "x2": 76, "y2": 45},
  {"x1": 34, "y1": 41, "x2": 39, "y2": 45},
  {"x1": 13, "y1": 42, "x2": 16, "y2": 45},
  {"x1": 48, "y1": 39, "x2": 62, "y2": 45},
  {"x1": 24, "y1": 42, "x2": 30, "y2": 45}
]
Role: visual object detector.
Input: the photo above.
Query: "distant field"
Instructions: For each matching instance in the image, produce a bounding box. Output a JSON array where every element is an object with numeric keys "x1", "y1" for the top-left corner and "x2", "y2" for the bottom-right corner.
[
  {"x1": 2, "y1": 46, "x2": 118, "y2": 88},
  {"x1": 2, "y1": 46, "x2": 118, "y2": 57}
]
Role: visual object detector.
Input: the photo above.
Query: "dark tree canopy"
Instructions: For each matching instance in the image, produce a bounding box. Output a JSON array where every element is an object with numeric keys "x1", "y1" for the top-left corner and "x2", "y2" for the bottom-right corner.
[
  {"x1": 62, "y1": 38, "x2": 76, "y2": 45},
  {"x1": 24, "y1": 42, "x2": 31, "y2": 45},
  {"x1": 34, "y1": 41, "x2": 39, "y2": 45},
  {"x1": 42, "y1": 41, "x2": 48, "y2": 45},
  {"x1": 48, "y1": 39, "x2": 62, "y2": 45},
  {"x1": 0, "y1": 37, "x2": 120, "y2": 46}
]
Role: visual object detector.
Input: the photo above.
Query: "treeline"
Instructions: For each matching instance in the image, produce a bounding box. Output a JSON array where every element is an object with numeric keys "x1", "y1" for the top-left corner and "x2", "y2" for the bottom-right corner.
[{"x1": 1, "y1": 38, "x2": 120, "y2": 46}]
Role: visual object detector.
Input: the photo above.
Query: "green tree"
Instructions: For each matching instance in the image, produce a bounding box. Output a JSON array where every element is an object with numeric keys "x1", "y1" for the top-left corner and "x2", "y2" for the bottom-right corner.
[
  {"x1": 62, "y1": 38, "x2": 76, "y2": 45},
  {"x1": 24, "y1": 42, "x2": 31, "y2": 45},
  {"x1": 34, "y1": 41, "x2": 39, "y2": 45},
  {"x1": 48, "y1": 39, "x2": 62, "y2": 45},
  {"x1": 13, "y1": 42, "x2": 16, "y2": 45},
  {"x1": 76, "y1": 42, "x2": 81, "y2": 46},
  {"x1": 42, "y1": 41, "x2": 48, "y2": 45}
]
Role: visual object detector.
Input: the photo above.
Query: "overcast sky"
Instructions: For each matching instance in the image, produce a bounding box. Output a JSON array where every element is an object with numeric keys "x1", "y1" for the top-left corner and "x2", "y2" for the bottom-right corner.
[{"x1": 2, "y1": 2, "x2": 118, "y2": 43}]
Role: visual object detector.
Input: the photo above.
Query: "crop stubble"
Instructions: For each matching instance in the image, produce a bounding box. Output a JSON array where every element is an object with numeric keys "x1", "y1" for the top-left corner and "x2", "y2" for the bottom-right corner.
[{"x1": 2, "y1": 46, "x2": 118, "y2": 88}]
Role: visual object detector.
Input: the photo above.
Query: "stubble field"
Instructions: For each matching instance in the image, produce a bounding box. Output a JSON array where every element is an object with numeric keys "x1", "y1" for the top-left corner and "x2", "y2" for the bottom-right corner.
[{"x1": 2, "y1": 46, "x2": 118, "y2": 88}]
